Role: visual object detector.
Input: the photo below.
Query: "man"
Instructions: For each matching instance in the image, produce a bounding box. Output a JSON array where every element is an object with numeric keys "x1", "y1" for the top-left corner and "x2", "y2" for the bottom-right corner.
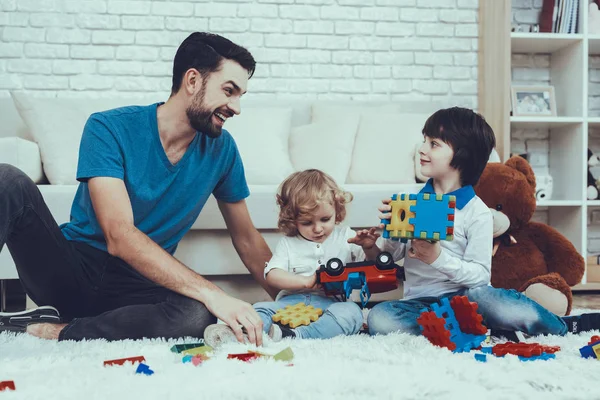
[{"x1": 0, "y1": 32, "x2": 276, "y2": 346}]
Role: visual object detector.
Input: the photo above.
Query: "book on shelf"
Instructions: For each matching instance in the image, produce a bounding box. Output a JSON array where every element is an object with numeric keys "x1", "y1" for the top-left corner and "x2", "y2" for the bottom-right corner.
[
  {"x1": 588, "y1": 255, "x2": 600, "y2": 265},
  {"x1": 540, "y1": 0, "x2": 579, "y2": 33}
]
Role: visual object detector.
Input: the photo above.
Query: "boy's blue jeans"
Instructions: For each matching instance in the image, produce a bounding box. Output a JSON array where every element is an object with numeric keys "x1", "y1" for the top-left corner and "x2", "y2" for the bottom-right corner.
[
  {"x1": 254, "y1": 293, "x2": 364, "y2": 339},
  {"x1": 367, "y1": 285, "x2": 570, "y2": 337}
]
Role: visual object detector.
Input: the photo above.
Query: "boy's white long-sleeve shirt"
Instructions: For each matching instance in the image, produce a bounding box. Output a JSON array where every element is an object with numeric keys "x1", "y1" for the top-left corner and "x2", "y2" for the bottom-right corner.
[{"x1": 382, "y1": 180, "x2": 493, "y2": 300}]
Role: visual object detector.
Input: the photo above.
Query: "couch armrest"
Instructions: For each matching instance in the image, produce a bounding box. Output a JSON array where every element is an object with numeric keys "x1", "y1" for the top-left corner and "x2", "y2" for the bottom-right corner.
[{"x1": 0, "y1": 137, "x2": 45, "y2": 183}]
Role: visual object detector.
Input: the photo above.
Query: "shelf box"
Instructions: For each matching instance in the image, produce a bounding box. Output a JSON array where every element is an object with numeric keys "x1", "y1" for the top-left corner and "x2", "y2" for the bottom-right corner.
[
  {"x1": 510, "y1": 117, "x2": 583, "y2": 129},
  {"x1": 590, "y1": 118, "x2": 600, "y2": 128},
  {"x1": 590, "y1": 36, "x2": 600, "y2": 56},
  {"x1": 511, "y1": 33, "x2": 583, "y2": 53}
]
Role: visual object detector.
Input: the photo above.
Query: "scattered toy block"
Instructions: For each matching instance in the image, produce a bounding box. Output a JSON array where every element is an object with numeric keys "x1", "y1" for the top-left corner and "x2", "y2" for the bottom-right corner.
[
  {"x1": 181, "y1": 345, "x2": 213, "y2": 356},
  {"x1": 135, "y1": 363, "x2": 154, "y2": 376},
  {"x1": 182, "y1": 355, "x2": 193, "y2": 364},
  {"x1": 273, "y1": 347, "x2": 294, "y2": 362},
  {"x1": 227, "y1": 352, "x2": 260, "y2": 362},
  {"x1": 272, "y1": 302, "x2": 323, "y2": 328},
  {"x1": 519, "y1": 353, "x2": 555, "y2": 362},
  {"x1": 170, "y1": 341, "x2": 205, "y2": 353},
  {"x1": 192, "y1": 354, "x2": 206, "y2": 366},
  {"x1": 0, "y1": 381, "x2": 15, "y2": 392},
  {"x1": 474, "y1": 354, "x2": 487, "y2": 363},
  {"x1": 580, "y1": 339, "x2": 600, "y2": 359},
  {"x1": 104, "y1": 356, "x2": 146, "y2": 366},
  {"x1": 417, "y1": 296, "x2": 487, "y2": 353}
]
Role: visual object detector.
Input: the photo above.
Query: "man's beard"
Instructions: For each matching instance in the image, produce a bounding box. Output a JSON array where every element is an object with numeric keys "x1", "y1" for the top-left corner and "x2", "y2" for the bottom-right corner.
[{"x1": 185, "y1": 82, "x2": 222, "y2": 139}]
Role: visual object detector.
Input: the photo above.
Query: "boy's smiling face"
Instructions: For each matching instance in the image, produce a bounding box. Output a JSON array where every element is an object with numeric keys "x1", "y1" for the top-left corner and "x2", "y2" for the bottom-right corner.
[{"x1": 419, "y1": 135, "x2": 455, "y2": 180}]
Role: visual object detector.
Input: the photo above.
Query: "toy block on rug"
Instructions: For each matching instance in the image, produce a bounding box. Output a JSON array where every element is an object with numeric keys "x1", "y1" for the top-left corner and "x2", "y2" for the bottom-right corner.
[
  {"x1": 416, "y1": 296, "x2": 487, "y2": 353},
  {"x1": 103, "y1": 356, "x2": 146, "y2": 366},
  {"x1": 0, "y1": 381, "x2": 15, "y2": 392},
  {"x1": 135, "y1": 363, "x2": 154, "y2": 376},
  {"x1": 381, "y1": 193, "x2": 455, "y2": 242},
  {"x1": 579, "y1": 335, "x2": 600, "y2": 359},
  {"x1": 170, "y1": 341, "x2": 205, "y2": 353},
  {"x1": 478, "y1": 342, "x2": 560, "y2": 362},
  {"x1": 226, "y1": 347, "x2": 295, "y2": 363},
  {"x1": 272, "y1": 303, "x2": 323, "y2": 328}
]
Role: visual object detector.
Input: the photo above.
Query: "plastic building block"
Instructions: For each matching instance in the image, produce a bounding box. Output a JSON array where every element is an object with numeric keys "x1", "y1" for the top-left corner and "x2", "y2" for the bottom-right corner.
[
  {"x1": 192, "y1": 354, "x2": 206, "y2": 366},
  {"x1": 182, "y1": 355, "x2": 193, "y2": 363},
  {"x1": 381, "y1": 193, "x2": 455, "y2": 242},
  {"x1": 104, "y1": 356, "x2": 146, "y2": 366},
  {"x1": 450, "y1": 296, "x2": 487, "y2": 335},
  {"x1": 417, "y1": 296, "x2": 487, "y2": 353},
  {"x1": 272, "y1": 302, "x2": 323, "y2": 328},
  {"x1": 170, "y1": 341, "x2": 205, "y2": 353},
  {"x1": 579, "y1": 340, "x2": 600, "y2": 359},
  {"x1": 135, "y1": 363, "x2": 154, "y2": 376},
  {"x1": 181, "y1": 345, "x2": 213, "y2": 356},
  {"x1": 0, "y1": 381, "x2": 15, "y2": 392},
  {"x1": 474, "y1": 354, "x2": 487, "y2": 362},
  {"x1": 381, "y1": 193, "x2": 416, "y2": 240},
  {"x1": 272, "y1": 347, "x2": 295, "y2": 362},
  {"x1": 589, "y1": 335, "x2": 600, "y2": 345},
  {"x1": 480, "y1": 347, "x2": 493, "y2": 354},
  {"x1": 411, "y1": 193, "x2": 456, "y2": 241},
  {"x1": 519, "y1": 353, "x2": 555, "y2": 362},
  {"x1": 227, "y1": 352, "x2": 260, "y2": 362},
  {"x1": 492, "y1": 343, "x2": 543, "y2": 358}
]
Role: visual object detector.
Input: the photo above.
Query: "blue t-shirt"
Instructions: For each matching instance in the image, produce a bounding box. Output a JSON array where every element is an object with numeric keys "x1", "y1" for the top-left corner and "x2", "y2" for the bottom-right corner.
[{"x1": 61, "y1": 103, "x2": 249, "y2": 255}]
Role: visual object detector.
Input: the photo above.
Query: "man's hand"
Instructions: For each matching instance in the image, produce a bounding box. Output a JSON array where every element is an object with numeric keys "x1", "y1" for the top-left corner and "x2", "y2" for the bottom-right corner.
[
  {"x1": 348, "y1": 227, "x2": 380, "y2": 249},
  {"x1": 203, "y1": 291, "x2": 264, "y2": 346},
  {"x1": 407, "y1": 239, "x2": 441, "y2": 265}
]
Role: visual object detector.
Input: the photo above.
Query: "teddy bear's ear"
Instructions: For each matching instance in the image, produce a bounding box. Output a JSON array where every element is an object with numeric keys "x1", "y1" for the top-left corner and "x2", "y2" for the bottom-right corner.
[{"x1": 505, "y1": 155, "x2": 536, "y2": 189}]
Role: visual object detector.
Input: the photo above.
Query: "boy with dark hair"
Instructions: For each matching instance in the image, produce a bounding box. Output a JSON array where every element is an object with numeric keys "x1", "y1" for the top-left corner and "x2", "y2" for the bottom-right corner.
[
  {"x1": 0, "y1": 32, "x2": 274, "y2": 345},
  {"x1": 367, "y1": 107, "x2": 600, "y2": 338}
]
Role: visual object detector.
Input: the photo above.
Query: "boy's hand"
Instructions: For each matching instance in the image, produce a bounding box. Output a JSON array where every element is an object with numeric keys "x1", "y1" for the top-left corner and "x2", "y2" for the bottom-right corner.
[
  {"x1": 407, "y1": 239, "x2": 441, "y2": 265},
  {"x1": 348, "y1": 227, "x2": 380, "y2": 249},
  {"x1": 377, "y1": 198, "x2": 392, "y2": 229}
]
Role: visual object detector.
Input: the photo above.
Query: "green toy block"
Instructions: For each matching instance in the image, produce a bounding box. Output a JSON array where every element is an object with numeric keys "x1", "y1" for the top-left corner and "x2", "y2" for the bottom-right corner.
[{"x1": 170, "y1": 341, "x2": 205, "y2": 353}]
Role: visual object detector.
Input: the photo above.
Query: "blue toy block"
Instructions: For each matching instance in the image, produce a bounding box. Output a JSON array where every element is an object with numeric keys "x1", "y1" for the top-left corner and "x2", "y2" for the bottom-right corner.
[
  {"x1": 474, "y1": 353, "x2": 487, "y2": 362},
  {"x1": 579, "y1": 341, "x2": 600, "y2": 359},
  {"x1": 519, "y1": 353, "x2": 555, "y2": 362},
  {"x1": 410, "y1": 193, "x2": 455, "y2": 241},
  {"x1": 135, "y1": 363, "x2": 154, "y2": 375},
  {"x1": 182, "y1": 355, "x2": 193, "y2": 363},
  {"x1": 381, "y1": 192, "x2": 454, "y2": 242},
  {"x1": 480, "y1": 347, "x2": 493, "y2": 354},
  {"x1": 420, "y1": 297, "x2": 486, "y2": 353}
]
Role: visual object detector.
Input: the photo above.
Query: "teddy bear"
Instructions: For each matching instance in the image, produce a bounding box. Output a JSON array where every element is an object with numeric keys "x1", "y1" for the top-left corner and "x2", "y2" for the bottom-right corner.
[{"x1": 474, "y1": 156, "x2": 585, "y2": 316}]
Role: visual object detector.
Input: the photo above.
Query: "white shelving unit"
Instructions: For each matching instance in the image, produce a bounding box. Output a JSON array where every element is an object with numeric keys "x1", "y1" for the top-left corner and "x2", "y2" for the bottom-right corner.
[{"x1": 509, "y1": 1, "x2": 600, "y2": 290}]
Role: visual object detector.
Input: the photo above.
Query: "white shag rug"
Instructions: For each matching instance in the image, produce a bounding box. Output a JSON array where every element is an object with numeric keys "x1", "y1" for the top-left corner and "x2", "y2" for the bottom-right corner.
[{"x1": 2, "y1": 312, "x2": 600, "y2": 400}]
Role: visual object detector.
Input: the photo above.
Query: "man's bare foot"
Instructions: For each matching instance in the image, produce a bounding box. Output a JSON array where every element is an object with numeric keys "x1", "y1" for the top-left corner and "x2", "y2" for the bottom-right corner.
[{"x1": 26, "y1": 323, "x2": 67, "y2": 340}]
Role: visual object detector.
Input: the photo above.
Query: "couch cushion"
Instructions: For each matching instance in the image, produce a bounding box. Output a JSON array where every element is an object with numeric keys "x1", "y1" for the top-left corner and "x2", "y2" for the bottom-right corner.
[
  {"x1": 288, "y1": 115, "x2": 360, "y2": 184},
  {"x1": 0, "y1": 137, "x2": 45, "y2": 183},
  {"x1": 347, "y1": 113, "x2": 430, "y2": 184},
  {"x1": 10, "y1": 92, "x2": 163, "y2": 185},
  {"x1": 223, "y1": 107, "x2": 295, "y2": 185}
]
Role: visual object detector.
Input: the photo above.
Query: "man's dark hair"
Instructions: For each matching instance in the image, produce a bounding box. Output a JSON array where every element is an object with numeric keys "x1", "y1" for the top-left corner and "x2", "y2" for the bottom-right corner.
[
  {"x1": 171, "y1": 32, "x2": 256, "y2": 94},
  {"x1": 422, "y1": 107, "x2": 496, "y2": 187}
]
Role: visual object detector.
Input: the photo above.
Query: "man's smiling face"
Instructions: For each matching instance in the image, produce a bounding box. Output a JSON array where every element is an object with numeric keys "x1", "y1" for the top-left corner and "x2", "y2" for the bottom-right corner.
[{"x1": 186, "y1": 59, "x2": 248, "y2": 138}]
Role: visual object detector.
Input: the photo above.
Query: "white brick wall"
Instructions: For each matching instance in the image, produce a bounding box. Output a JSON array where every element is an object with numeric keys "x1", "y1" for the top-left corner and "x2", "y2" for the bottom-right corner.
[{"x1": 0, "y1": 0, "x2": 478, "y2": 107}]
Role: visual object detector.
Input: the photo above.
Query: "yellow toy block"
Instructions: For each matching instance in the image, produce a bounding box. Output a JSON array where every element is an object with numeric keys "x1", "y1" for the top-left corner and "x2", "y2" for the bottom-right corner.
[
  {"x1": 272, "y1": 302, "x2": 323, "y2": 328},
  {"x1": 386, "y1": 193, "x2": 416, "y2": 240}
]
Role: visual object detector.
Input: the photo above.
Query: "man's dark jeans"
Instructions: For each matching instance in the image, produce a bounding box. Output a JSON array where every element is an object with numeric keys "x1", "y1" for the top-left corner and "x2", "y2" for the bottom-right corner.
[{"x1": 0, "y1": 163, "x2": 216, "y2": 341}]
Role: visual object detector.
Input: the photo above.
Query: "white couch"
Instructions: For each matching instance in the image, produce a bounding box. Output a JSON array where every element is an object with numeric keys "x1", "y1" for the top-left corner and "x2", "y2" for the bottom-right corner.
[{"x1": 0, "y1": 92, "x2": 499, "y2": 305}]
